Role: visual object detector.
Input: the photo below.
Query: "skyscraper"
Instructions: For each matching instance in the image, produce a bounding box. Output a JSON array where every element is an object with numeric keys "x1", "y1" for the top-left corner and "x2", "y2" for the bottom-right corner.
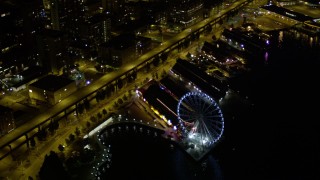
[
  {"x1": 36, "y1": 29, "x2": 67, "y2": 74},
  {"x1": 42, "y1": 0, "x2": 60, "y2": 30}
]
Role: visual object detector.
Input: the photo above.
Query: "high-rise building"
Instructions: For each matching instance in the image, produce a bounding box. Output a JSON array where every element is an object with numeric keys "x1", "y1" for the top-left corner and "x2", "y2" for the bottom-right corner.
[
  {"x1": 42, "y1": 0, "x2": 60, "y2": 30},
  {"x1": 41, "y1": 0, "x2": 84, "y2": 31},
  {"x1": 36, "y1": 29, "x2": 68, "y2": 74},
  {"x1": 80, "y1": 12, "x2": 111, "y2": 44},
  {"x1": 0, "y1": 0, "x2": 42, "y2": 78},
  {"x1": 167, "y1": 0, "x2": 204, "y2": 28},
  {"x1": 0, "y1": 3, "x2": 22, "y2": 77},
  {"x1": 101, "y1": 0, "x2": 109, "y2": 10}
]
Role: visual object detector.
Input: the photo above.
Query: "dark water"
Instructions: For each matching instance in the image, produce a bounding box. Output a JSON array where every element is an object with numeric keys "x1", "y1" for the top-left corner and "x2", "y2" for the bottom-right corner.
[
  {"x1": 101, "y1": 30, "x2": 320, "y2": 180},
  {"x1": 219, "y1": 29, "x2": 320, "y2": 179},
  {"x1": 101, "y1": 128, "x2": 223, "y2": 180}
]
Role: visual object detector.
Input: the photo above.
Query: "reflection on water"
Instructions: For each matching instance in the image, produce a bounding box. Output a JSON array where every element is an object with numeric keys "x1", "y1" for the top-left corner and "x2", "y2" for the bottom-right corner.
[
  {"x1": 264, "y1": 51, "x2": 269, "y2": 63},
  {"x1": 99, "y1": 124, "x2": 223, "y2": 180},
  {"x1": 96, "y1": 28, "x2": 320, "y2": 180},
  {"x1": 310, "y1": 37, "x2": 313, "y2": 47},
  {"x1": 278, "y1": 30, "x2": 283, "y2": 44}
]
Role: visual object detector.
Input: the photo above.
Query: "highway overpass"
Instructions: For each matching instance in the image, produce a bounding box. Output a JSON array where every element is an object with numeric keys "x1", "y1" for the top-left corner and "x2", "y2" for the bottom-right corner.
[{"x1": 0, "y1": 0, "x2": 251, "y2": 160}]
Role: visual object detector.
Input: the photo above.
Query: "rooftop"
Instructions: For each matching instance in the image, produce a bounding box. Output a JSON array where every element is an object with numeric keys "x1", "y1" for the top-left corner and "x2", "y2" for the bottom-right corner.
[
  {"x1": 12, "y1": 66, "x2": 45, "y2": 88},
  {"x1": 100, "y1": 33, "x2": 136, "y2": 50},
  {"x1": 261, "y1": 4, "x2": 313, "y2": 22},
  {"x1": 30, "y1": 75, "x2": 74, "y2": 92}
]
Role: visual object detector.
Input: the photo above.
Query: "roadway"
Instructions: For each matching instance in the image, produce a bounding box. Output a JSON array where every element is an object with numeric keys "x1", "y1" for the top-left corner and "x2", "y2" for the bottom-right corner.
[
  {"x1": 0, "y1": 58, "x2": 172, "y2": 179},
  {"x1": 0, "y1": 0, "x2": 250, "y2": 160}
]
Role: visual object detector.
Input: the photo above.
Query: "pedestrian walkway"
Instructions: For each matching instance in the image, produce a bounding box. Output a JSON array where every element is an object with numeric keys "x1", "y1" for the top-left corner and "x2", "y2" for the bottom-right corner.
[
  {"x1": 0, "y1": 55, "x2": 175, "y2": 179},
  {"x1": 0, "y1": 6, "x2": 236, "y2": 177}
]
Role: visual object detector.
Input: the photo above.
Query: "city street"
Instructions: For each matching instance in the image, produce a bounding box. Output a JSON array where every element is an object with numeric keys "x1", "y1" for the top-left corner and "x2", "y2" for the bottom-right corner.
[
  {"x1": 0, "y1": 0, "x2": 251, "y2": 159},
  {"x1": 0, "y1": 0, "x2": 253, "y2": 179},
  {"x1": 0, "y1": 40, "x2": 181, "y2": 179}
]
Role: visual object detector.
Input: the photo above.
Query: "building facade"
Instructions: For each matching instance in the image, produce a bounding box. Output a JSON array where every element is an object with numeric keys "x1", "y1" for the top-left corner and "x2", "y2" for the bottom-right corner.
[{"x1": 29, "y1": 75, "x2": 76, "y2": 105}]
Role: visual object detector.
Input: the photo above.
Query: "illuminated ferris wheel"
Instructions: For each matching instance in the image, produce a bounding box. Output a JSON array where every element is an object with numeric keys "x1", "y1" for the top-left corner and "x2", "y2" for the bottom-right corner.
[{"x1": 177, "y1": 91, "x2": 224, "y2": 148}]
